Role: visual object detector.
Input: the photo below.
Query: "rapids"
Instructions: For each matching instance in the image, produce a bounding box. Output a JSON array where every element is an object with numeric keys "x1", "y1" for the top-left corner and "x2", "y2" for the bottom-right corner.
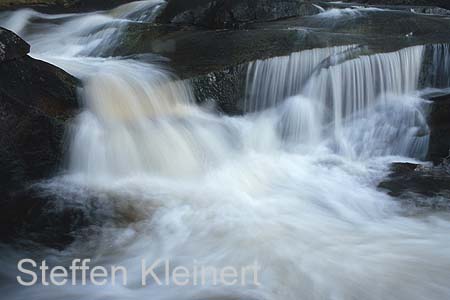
[{"x1": 1, "y1": 2, "x2": 450, "y2": 300}]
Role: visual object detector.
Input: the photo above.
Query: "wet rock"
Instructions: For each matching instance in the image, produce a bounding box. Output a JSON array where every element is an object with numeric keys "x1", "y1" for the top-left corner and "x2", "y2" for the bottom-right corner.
[
  {"x1": 0, "y1": 28, "x2": 81, "y2": 250},
  {"x1": 378, "y1": 162, "x2": 450, "y2": 210},
  {"x1": 0, "y1": 181, "x2": 152, "y2": 249},
  {"x1": 0, "y1": 27, "x2": 79, "y2": 194},
  {"x1": 191, "y1": 65, "x2": 247, "y2": 115},
  {"x1": 0, "y1": 185, "x2": 89, "y2": 249},
  {"x1": 0, "y1": 27, "x2": 29, "y2": 62},
  {"x1": 113, "y1": 22, "x2": 363, "y2": 78},
  {"x1": 259, "y1": 8, "x2": 450, "y2": 38},
  {"x1": 156, "y1": 0, "x2": 322, "y2": 29},
  {"x1": 0, "y1": 0, "x2": 136, "y2": 13},
  {"x1": 426, "y1": 93, "x2": 450, "y2": 164},
  {"x1": 116, "y1": 8, "x2": 450, "y2": 76}
]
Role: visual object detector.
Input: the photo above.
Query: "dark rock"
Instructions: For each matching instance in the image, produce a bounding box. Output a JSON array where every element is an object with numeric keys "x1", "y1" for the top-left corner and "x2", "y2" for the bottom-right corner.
[
  {"x1": 426, "y1": 93, "x2": 450, "y2": 164},
  {"x1": 116, "y1": 8, "x2": 450, "y2": 76},
  {"x1": 0, "y1": 0, "x2": 136, "y2": 13},
  {"x1": 0, "y1": 181, "x2": 152, "y2": 249},
  {"x1": 378, "y1": 162, "x2": 450, "y2": 210},
  {"x1": 0, "y1": 27, "x2": 81, "y2": 249},
  {"x1": 258, "y1": 8, "x2": 450, "y2": 38},
  {"x1": 0, "y1": 27, "x2": 79, "y2": 194},
  {"x1": 0, "y1": 185, "x2": 89, "y2": 249},
  {"x1": 0, "y1": 27, "x2": 29, "y2": 62},
  {"x1": 113, "y1": 23, "x2": 364, "y2": 78},
  {"x1": 192, "y1": 64, "x2": 247, "y2": 115},
  {"x1": 156, "y1": 0, "x2": 321, "y2": 29}
]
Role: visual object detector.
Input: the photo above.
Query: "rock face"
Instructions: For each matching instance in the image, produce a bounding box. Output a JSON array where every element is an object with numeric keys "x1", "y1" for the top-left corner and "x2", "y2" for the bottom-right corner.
[
  {"x1": 0, "y1": 27, "x2": 78, "y2": 193},
  {"x1": 379, "y1": 163, "x2": 450, "y2": 210},
  {"x1": 156, "y1": 0, "x2": 321, "y2": 28},
  {"x1": 0, "y1": 0, "x2": 134, "y2": 13}
]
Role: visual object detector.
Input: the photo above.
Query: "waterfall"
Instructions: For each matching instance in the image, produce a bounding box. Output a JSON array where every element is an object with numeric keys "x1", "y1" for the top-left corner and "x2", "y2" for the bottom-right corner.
[
  {"x1": 1, "y1": 4, "x2": 450, "y2": 300},
  {"x1": 244, "y1": 45, "x2": 358, "y2": 112},
  {"x1": 0, "y1": 0, "x2": 164, "y2": 59},
  {"x1": 421, "y1": 43, "x2": 450, "y2": 89},
  {"x1": 69, "y1": 60, "x2": 208, "y2": 180},
  {"x1": 245, "y1": 45, "x2": 428, "y2": 158},
  {"x1": 302, "y1": 45, "x2": 428, "y2": 158},
  {"x1": 304, "y1": 45, "x2": 424, "y2": 120}
]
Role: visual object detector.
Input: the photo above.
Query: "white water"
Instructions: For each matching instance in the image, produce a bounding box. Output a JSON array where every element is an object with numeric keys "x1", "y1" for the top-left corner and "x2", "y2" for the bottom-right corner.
[
  {"x1": 244, "y1": 45, "x2": 359, "y2": 112},
  {"x1": 1, "y1": 3, "x2": 450, "y2": 300}
]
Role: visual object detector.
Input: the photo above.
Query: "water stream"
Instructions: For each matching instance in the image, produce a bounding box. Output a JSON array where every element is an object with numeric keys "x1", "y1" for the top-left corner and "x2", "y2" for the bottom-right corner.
[{"x1": 1, "y1": 2, "x2": 450, "y2": 300}]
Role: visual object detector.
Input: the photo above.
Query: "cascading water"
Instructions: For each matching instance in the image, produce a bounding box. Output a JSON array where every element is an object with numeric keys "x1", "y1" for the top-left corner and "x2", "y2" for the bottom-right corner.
[
  {"x1": 1, "y1": 3, "x2": 450, "y2": 300},
  {"x1": 301, "y1": 45, "x2": 429, "y2": 158},
  {"x1": 246, "y1": 45, "x2": 429, "y2": 159},
  {"x1": 244, "y1": 45, "x2": 358, "y2": 112},
  {"x1": 421, "y1": 43, "x2": 450, "y2": 89}
]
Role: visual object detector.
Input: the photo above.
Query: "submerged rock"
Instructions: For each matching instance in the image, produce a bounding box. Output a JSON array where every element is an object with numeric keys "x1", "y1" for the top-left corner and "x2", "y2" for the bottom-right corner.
[
  {"x1": 0, "y1": 27, "x2": 79, "y2": 193},
  {"x1": 379, "y1": 162, "x2": 450, "y2": 210},
  {"x1": 156, "y1": 0, "x2": 322, "y2": 28}
]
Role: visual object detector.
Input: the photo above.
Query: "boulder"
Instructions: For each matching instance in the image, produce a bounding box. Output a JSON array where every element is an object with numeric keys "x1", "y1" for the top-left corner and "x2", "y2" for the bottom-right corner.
[
  {"x1": 0, "y1": 0, "x2": 135, "y2": 13},
  {"x1": 0, "y1": 27, "x2": 81, "y2": 248},
  {"x1": 155, "y1": 0, "x2": 321, "y2": 28},
  {"x1": 0, "y1": 27, "x2": 79, "y2": 193}
]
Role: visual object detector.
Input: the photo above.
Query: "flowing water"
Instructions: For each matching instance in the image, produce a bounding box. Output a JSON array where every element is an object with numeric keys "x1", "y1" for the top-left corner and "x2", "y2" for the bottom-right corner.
[{"x1": 1, "y1": 2, "x2": 450, "y2": 300}]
